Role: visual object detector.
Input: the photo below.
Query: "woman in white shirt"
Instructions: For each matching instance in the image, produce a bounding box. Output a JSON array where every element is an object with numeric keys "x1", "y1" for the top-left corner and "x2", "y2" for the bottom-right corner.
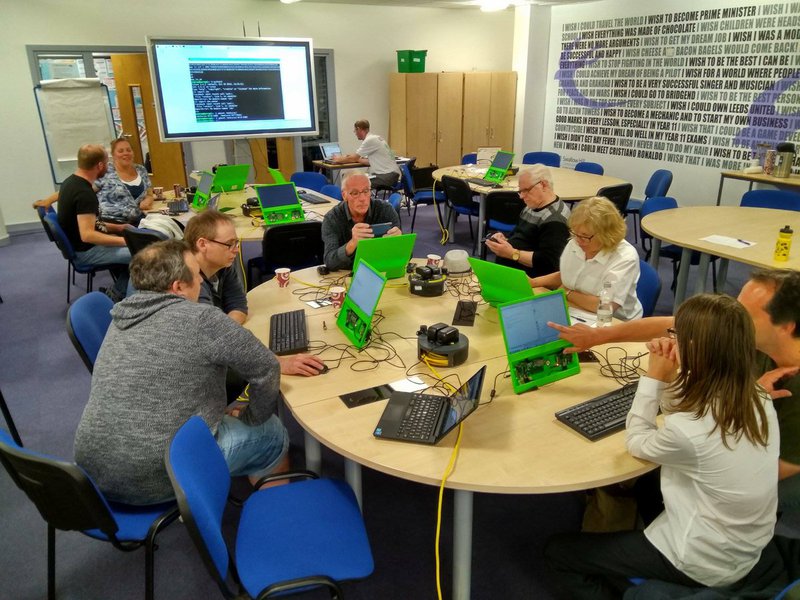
[
  {"x1": 529, "y1": 196, "x2": 643, "y2": 320},
  {"x1": 545, "y1": 293, "x2": 778, "y2": 598}
]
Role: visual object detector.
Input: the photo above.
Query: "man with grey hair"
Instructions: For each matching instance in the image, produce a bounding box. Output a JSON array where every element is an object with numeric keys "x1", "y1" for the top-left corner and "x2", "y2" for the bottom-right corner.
[
  {"x1": 484, "y1": 164, "x2": 571, "y2": 277},
  {"x1": 74, "y1": 240, "x2": 291, "y2": 505}
]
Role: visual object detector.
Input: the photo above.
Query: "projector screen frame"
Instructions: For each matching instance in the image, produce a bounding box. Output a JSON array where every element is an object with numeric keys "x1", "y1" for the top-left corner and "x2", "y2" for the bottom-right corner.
[{"x1": 146, "y1": 35, "x2": 319, "y2": 143}]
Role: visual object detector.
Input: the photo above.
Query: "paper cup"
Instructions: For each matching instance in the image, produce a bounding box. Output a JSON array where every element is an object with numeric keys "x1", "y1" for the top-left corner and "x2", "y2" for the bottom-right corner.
[
  {"x1": 275, "y1": 268, "x2": 291, "y2": 288},
  {"x1": 330, "y1": 286, "x2": 346, "y2": 308},
  {"x1": 427, "y1": 254, "x2": 442, "y2": 268},
  {"x1": 153, "y1": 186, "x2": 164, "y2": 199}
]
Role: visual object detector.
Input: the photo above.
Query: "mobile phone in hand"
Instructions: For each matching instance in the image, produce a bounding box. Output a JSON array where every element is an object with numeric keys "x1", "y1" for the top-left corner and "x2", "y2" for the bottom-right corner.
[{"x1": 371, "y1": 222, "x2": 392, "y2": 237}]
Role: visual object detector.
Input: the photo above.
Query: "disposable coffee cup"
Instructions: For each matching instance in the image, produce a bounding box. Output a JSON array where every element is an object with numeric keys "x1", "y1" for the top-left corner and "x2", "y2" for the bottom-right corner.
[
  {"x1": 153, "y1": 186, "x2": 164, "y2": 199},
  {"x1": 275, "y1": 268, "x2": 291, "y2": 288},
  {"x1": 427, "y1": 254, "x2": 442, "y2": 267},
  {"x1": 330, "y1": 286, "x2": 346, "y2": 308}
]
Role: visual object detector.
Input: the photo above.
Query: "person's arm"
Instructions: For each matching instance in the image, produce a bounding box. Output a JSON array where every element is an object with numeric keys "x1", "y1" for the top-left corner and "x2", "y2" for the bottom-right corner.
[
  {"x1": 76, "y1": 214, "x2": 126, "y2": 246},
  {"x1": 321, "y1": 212, "x2": 355, "y2": 270},
  {"x1": 33, "y1": 192, "x2": 58, "y2": 209},
  {"x1": 562, "y1": 288, "x2": 602, "y2": 313},
  {"x1": 530, "y1": 271, "x2": 562, "y2": 289},
  {"x1": 278, "y1": 354, "x2": 326, "y2": 376},
  {"x1": 486, "y1": 234, "x2": 536, "y2": 267},
  {"x1": 219, "y1": 266, "x2": 248, "y2": 322},
  {"x1": 548, "y1": 316, "x2": 674, "y2": 351},
  {"x1": 138, "y1": 168, "x2": 154, "y2": 211},
  {"x1": 333, "y1": 153, "x2": 363, "y2": 164},
  {"x1": 780, "y1": 460, "x2": 800, "y2": 480}
]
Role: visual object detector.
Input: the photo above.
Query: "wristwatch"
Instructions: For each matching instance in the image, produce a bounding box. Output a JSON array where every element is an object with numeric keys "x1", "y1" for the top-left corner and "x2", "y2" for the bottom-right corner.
[{"x1": 511, "y1": 249, "x2": 520, "y2": 262}]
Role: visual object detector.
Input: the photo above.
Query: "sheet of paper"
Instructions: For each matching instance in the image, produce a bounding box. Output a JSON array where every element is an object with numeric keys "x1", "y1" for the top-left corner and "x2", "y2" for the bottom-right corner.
[
  {"x1": 700, "y1": 235, "x2": 756, "y2": 249},
  {"x1": 568, "y1": 307, "x2": 598, "y2": 327},
  {"x1": 388, "y1": 376, "x2": 427, "y2": 393}
]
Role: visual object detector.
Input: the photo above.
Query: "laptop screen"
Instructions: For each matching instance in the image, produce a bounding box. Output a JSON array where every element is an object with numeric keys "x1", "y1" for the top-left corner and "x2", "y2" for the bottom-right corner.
[
  {"x1": 440, "y1": 366, "x2": 486, "y2": 436},
  {"x1": 320, "y1": 142, "x2": 341, "y2": 159},
  {"x1": 256, "y1": 183, "x2": 299, "y2": 209},
  {"x1": 197, "y1": 172, "x2": 214, "y2": 196},
  {"x1": 489, "y1": 150, "x2": 514, "y2": 172},
  {"x1": 499, "y1": 293, "x2": 569, "y2": 354},
  {"x1": 347, "y1": 262, "x2": 385, "y2": 316}
]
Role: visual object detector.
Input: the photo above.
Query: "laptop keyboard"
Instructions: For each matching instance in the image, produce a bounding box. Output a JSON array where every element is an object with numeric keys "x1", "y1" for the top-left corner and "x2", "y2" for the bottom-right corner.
[
  {"x1": 168, "y1": 199, "x2": 189, "y2": 213},
  {"x1": 555, "y1": 382, "x2": 638, "y2": 441},
  {"x1": 269, "y1": 309, "x2": 309, "y2": 355},
  {"x1": 298, "y1": 191, "x2": 330, "y2": 205},
  {"x1": 396, "y1": 393, "x2": 443, "y2": 441},
  {"x1": 465, "y1": 177, "x2": 500, "y2": 188}
]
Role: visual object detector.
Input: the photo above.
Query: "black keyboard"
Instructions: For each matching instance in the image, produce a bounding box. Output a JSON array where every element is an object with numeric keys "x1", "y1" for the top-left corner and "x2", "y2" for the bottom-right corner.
[
  {"x1": 396, "y1": 394, "x2": 444, "y2": 441},
  {"x1": 555, "y1": 382, "x2": 638, "y2": 441},
  {"x1": 168, "y1": 199, "x2": 189, "y2": 213},
  {"x1": 465, "y1": 177, "x2": 499, "y2": 188},
  {"x1": 298, "y1": 191, "x2": 330, "y2": 205},
  {"x1": 269, "y1": 309, "x2": 309, "y2": 355}
]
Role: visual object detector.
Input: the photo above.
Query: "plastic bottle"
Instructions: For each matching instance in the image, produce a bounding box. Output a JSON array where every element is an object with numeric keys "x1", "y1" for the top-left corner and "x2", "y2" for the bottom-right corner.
[
  {"x1": 774, "y1": 225, "x2": 793, "y2": 262},
  {"x1": 596, "y1": 281, "x2": 613, "y2": 327}
]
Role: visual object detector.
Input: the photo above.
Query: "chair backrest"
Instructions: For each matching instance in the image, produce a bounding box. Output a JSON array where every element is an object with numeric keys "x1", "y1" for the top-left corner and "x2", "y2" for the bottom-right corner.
[
  {"x1": 441, "y1": 175, "x2": 475, "y2": 210},
  {"x1": 399, "y1": 161, "x2": 415, "y2": 197},
  {"x1": 639, "y1": 196, "x2": 679, "y2": 244},
  {"x1": 575, "y1": 162, "x2": 604, "y2": 175},
  {"x1": 740, "y1": 189, "x2": 800, "y2": 211},
  {"x1": 122, "y1": 227, "x2": 166, "y2": 256},
  {"x1": 411, "y1": 164, "x2": 438, "y2": 191},
  {"x1": 522, "y1": 151, "x2": 561, "y2": 167},
  {"x1": 262, "y1": 221, "x2": 324, "y2": 274},
  {"x1": 0, "y1": 429, "x2": 119, "y2": 538},
  {"x1": 461, "y1": 153, "x2": 477, "y2": 165},
  {"x1": 166, "y1": 416, "x2": 234, "y2": 593},
  {"x1": 596, "y1": 183, "x2": 634, "y2": 216},
  {"x1": 320, "y1": 184, "x2": 342, "y2": 201},
  {"x1": 66, "y1": 291, "x2": 114, "y2": 372},
  {"x1": 485, "y1": 190, "x2": 525, "y2": 228},
  {"x1": 290, "y1": 171, "x2": 327, "y2": 193},
  {"x1": 37, "y1": 206, "x2": 57, "y2": 242},
  {"x1": 636, "y1": 260, "x2": 662, "y2": 318},
  {"x1": 43, "y1": 212, "x2": 76, "y2": 261},
  {"x1": 644, "y1": 169, "x2": 673, "y2": 199}
]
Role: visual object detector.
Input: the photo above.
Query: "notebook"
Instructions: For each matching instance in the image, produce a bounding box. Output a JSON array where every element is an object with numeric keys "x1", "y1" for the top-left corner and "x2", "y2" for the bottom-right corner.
[
  {"x1": 336, "y1": 260, "x2": 388, "y2": 349},
  {"x1": 482, "y1": 150, "x2": 515, "y2": 184},
  {"x1": 319, "y1": 142, "x2": 342, "y2": 162},
  {"x1": 497, "y1": 290, "x2": 580, "y2": 394},
  {"x1": 191, "y1": 171, "x2": 215, "y2": 210},
  {"x1": 373, "y1": 365, "x2": 487, "y2": 445},
  {"x1": 255, "y1": 182, "x2": 305, "y2": 225},
  {"x1": 353, "y1": 233, "x2": 417, "y2": 279},
  {"x1": 467, "y1": 257, "x2": 534, "y2": 307},
  {"x1": 211, "y1": 164, "x2": 250, "y2": 192}
]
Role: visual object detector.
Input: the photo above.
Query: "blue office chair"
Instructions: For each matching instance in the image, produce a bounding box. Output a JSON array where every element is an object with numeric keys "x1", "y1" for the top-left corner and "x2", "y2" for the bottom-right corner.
[
  {"x1": 480, "y1": 191, "x2": 524, "y2": 259},
  {"x1": 0, "y1": 429, "x2": 179, "y2": 600},
  {"x1": 66, "y1": 291, "x2": 114, "y2": 373},
  {"x1": 461, "y1": 153, "x2": 477, "y2": 165},
  {"x1": 400, "y1": 162, "x2": 446, "y2": 232},
  {"x1": 740, "y1": 189, "x2": 800, "y2": 211},
  {"x1": 575, "y1": 161, "x2": 604, "y2": 175},
  {"x1": 247, "y1": 221, "x2": 325, "y2": 289},
  {"x1": 0, "y1": 387, "x2": 23, "y2": 447},
  {"x1": 166, "y1": 416, "x2": 374, "y2": 599},
  {"x1": 441, "y1": 175, "x2": 481, "y2": 253},
  {"x1": 636, "y1": 260, "x2": 662, "y2": 318},
  {"x1": 522, "y1": 151, "x2": 561, "y2": 167},
  {"x1": 388, "y1": 192, "x2": 403, "y2": 226},
  {"x1": 122, "y1": 227, "x2": 167, "y2": 256},
  {"x1": 320, "y1": 184, "x2": 342, "y2": 201},
  {"x1": 42, "y1": 212, "x2": 117, "y2": 304},
  {"x1": 628, "y1": 169, "x2": 673, "y2": 244},
  {"x1": 596, "y1": 183, "x2": 633, "y2": 217},
  {"x1": 290, "y1": 171, "x2": 327, "y2": 193},
  {"x1": 36, "y1": 205, "x2": 57, "y2": 242}
]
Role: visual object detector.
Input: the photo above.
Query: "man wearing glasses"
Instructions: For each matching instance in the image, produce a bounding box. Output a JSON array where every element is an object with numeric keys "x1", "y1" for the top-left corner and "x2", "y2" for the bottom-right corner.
[
  {"x1": 484, "y1": 164, "x2": 571, "y2": 277},
  {"x1": 321, "y1": 172, "x2": 401, "y2": 271}
]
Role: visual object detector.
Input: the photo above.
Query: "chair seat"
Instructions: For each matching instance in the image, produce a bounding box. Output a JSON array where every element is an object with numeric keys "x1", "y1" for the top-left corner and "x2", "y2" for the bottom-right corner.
[
  {"x1": 84, "y1": 501, "x2": 177, "y2": 542},
  {"x1": 412, "y1": 190, "x2": 446, "y2": 205},
  {"x1": 659, "y1": 244, "x2": 717, "y2": 265},
  {"x1": 626, "y1": 198, "x2": 643, "y2": 213},
  {"x1": 236, "y1": 479, "x2": 374, "y2": 597}
]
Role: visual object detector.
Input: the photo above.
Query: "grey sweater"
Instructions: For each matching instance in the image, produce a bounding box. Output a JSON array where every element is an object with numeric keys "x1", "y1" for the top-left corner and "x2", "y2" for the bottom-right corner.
[{"x1": 74, "y1": 291, "x2": 280, "y2": 505}]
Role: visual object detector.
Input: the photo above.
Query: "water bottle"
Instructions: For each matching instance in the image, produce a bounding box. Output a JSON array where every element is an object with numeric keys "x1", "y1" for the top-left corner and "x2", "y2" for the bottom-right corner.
[
  {"x1": 774, "y1": 225, "x2": 793, "y2": 262},
  {"x1": 597, "y1": 281, "x2": 613, "y2": 327}
]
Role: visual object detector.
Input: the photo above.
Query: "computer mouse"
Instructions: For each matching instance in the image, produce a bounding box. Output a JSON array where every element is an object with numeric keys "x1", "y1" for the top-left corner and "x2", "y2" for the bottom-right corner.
[
  {"x1": 317, "y1": 364, "x2": 329, "y2": 375},
  {"x1": 246, "y1": 197, "x2": 260, "y2": 207}
]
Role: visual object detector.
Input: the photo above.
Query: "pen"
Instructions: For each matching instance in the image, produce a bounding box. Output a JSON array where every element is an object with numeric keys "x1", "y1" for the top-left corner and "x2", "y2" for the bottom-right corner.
[
  {"x1": 572, "y1": 316, "x2": 588, "y2": 323},
  {"x1": 737, "y1": 239, "x2": 751, "y2": 246}
]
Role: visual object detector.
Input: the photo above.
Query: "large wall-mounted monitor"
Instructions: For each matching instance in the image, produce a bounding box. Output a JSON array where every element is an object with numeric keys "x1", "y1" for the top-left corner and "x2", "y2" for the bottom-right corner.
[{"x1": 146, "y1": 36, "x2": 318, "y2": 142}]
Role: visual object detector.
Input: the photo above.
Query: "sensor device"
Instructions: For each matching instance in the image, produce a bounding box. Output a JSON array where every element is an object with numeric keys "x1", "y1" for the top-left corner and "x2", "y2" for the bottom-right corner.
[
  {"x1": 417, "y1": 323, "x2": 469, "y2": 367},
  {"x1": 409, "y1": 265, "x2": 446, "y2": 297}
]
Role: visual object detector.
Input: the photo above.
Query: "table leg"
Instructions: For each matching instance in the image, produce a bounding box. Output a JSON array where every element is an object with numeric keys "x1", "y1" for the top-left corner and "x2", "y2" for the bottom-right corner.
[
  {"x1": 673, "y1": 247, "x2": 693, "y2": 310},
  {"x1": 304, "y1": 431, "x2": 322, "y2": 474},
  {"x1": 649, "y1": 239, "x2": 662, "y2": 269},
  {"x1": 694, "y1": 253, "x2": 711, "y2": 295},
  {"x1": 717, "y1": 258, "x2": 729, "y2": 292},
  {"x1": 453, "y1": 490, "x2": 473, "y2": 600},
  {"x1": 715, "y1": 173, "x2": 725, "y2": 206},
  {"x1": 476, "y1": 195, "x2": 486, "y2": 248},
  {"x1": 344, "y1": 459, "x2": 363, "y2": 510}
]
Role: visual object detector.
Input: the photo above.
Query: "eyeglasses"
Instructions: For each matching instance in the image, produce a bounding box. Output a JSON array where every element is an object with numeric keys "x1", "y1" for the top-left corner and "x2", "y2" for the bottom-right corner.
[
  {"x1": 348, "y1": 189, "x2": 371, "y2": 197},
  {"x1": 569, "y1": 229, "x2": 595, "y2": 242},
  {"x1": 666, "y1": 327, "x2": 677, "y2": 339},
  {"x1": 518, "y1": 180, "x2": 543, "y2": 195},
  {"x1": 207, "y1": 239, "x2": 240, "y2": 251}
]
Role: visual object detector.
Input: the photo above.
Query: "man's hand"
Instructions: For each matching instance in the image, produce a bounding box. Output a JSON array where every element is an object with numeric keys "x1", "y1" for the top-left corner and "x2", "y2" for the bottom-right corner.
[
  {"x1": 385, "y1": 226, "x2": 401, "y2": 237},
  {"x1": 547, "y1": 321, "x2": 601, "y2": 352},
  {"x1": 485, "y1": 234, "x2": 514, "y2": 259},
  {"x1": 278, "y1": 354, "x2": 326, "y2": 376},
  {"x1": 645, "y1": 337, "x2": 679, "y2": 383},
  {"x1": 759, "y1": 366, "x2": 799, "y2": 400}
]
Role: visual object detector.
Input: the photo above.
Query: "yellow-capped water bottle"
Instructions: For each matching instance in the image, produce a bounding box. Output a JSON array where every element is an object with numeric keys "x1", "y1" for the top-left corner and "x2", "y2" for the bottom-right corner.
[{"x1": 774, "y1": 225, "x2": 793, "y2": 262}]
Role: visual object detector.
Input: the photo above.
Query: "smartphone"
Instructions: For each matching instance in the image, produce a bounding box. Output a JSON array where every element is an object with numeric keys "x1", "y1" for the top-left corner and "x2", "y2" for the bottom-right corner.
[
  {"x1": 371, "y1": 222, "x2": 392, "y2": 238},
  {"x1": 482, "y1": 233, "x2": 498, "y2": 243}
]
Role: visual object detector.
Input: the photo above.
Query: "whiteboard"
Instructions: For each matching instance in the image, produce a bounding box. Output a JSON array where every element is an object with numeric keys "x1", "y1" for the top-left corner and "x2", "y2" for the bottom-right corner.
[{"x1": 34, "y1": 78, "x2": 115, "y2": 184}]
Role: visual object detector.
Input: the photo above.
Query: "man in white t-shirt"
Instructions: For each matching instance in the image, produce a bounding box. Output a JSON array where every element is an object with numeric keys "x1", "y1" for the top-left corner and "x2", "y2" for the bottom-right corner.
[{"x1": 333, "y1": 119, "x2": 401, "y2": 189}]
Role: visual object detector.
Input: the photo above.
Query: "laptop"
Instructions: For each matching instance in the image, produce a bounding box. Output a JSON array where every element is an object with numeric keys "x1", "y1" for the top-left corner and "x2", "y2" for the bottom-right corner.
[
  {"x1": 467, "y1": 257, "x2": 534, "y2": 307},
  {"x1": 319, "y1": 142, "x2": 342, "y2": 163},
  {"x1": 336, "y1": 260, "x2": 388, "y2": 349},
  {"x1": 476, "y1": 147, "x2": 501, "y2": 165},
  {"x1": 353, "y1": 233, "x2": 417, "y2": 280},
  {"x1": 267, "y1": 166, "x2": 287, "y2": 184},
  {"x1": 373, "y1": 365, "x2": 487, "y2": 444},
  {"x1": 497, "y1": 290, "x2": 580, "y2": 394},
  {"x1": 212, "y1": 164, "x2": 250, "y2": 192},
  {"x1": 255, "y1": 182, "x2": 306, "y2": 225},
  {"x1": 191, "y1": 171, "x2": 215, "y2": 210}
]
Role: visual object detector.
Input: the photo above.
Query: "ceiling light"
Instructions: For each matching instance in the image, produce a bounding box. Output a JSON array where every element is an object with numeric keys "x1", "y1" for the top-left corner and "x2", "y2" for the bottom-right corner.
[
  {"x1": 479, "y1": 0, "x2": 511, "y2": 11},
  {"x1": 280, "y1": 0, "x2": 302, "y2": 4}
]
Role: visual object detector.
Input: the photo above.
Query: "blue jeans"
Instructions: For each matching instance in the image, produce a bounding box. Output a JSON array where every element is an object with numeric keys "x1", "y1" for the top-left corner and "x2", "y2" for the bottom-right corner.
[
  {"x1": 75, "y1": 245, "x2": 132, "y2": 298},
  {"x1": 215, "y1": 414, "x2": 289, "y2": 479}
]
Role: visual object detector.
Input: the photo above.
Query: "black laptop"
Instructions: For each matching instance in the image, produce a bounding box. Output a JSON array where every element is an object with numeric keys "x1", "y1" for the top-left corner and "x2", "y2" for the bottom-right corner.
[{"x1": 373, "y1": 366, "x2": 486, "y2": 445}]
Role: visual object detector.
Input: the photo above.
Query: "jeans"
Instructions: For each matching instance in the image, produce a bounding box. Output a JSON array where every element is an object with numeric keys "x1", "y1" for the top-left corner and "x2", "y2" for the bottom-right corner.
[
  {"x1": 215, "y1": 414, "x2": 289, "y2": 479},
  {"x1": 75, "y1": 245, "x2": 132, "y2": 299}
]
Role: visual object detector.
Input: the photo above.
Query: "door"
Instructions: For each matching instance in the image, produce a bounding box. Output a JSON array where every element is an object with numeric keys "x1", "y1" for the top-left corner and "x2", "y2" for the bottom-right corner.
[
  {"x1": 462, "y1": 72, "x2": 492, "y2": 153},
  {"x1": 489, "y1": 72, "x2": 517, "y2": 151},
  {"x1": 406, "y1": 73, "x2": 438, "y2": 167},
  {"x1": 437, "y1": 72, "x2": 464, "y2": 167},
  {"x1": 110, "y1": 54, "x2": 186, "y2": 187}
]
